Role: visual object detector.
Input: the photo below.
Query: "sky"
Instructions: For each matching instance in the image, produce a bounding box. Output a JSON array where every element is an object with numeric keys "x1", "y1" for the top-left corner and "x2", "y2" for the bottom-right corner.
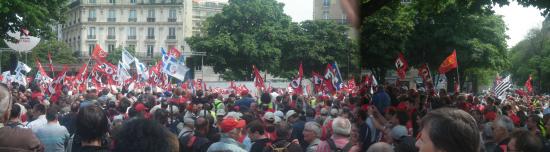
[
  {"x1": 276, "y1": 0, "x2": 314, "y2": 22},
  {"x1": 493, "y1": 1, "x2": 545, "y2": 48}
]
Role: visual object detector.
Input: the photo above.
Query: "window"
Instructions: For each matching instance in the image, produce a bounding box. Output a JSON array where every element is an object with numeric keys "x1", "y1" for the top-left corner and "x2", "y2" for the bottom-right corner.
[
  {"x1": 88, "y1": 27, "x2": 96, "y2": 39},
  {"x1": 108, "y1": 9, "x2": 116, "y2": 22},
  {"x1": 323, "y1": 10, "x2": 329, "y2": 20},
  {"x1": 130, "y1": 0, "x2": 136, "y2": 3},
  {"x1": 129, "y1": 9, "x2": 137, "y2": 22},
  {"x1": 147, "y1": 9, "x2": 155, "y2": 22},
  {"x1": 89, "y1": 0, "x2": 96, "y2": 3},
  {"x1": 149, "y1": 0, "x2": 156, "y2": 4},
  {"x1": 109, "y1": 0, "x2": 115, "y2": 4},
  {"x1": 147, "y1": 45, "x2": 154, "y2": 57},
  {"x1": 168, "y1": 9, "x2": 177, "y2": 22},
  {"x1": 323, "y1": 0, "x2": 330, "y2": 7},
  {"x1": 88, "y1": 9, "x2": 96, "y2": 22},
  {"x1": 147, "y1": 27, "x2": 154, "y2": 39},
  {"x1": 128, "y1": 27, "x2": 136, "y2": 39},
  {"x1": 88, "y1": 44, "x2": 95, "y2": 56},
  {"x1": 168, "y1": 27, "x2": 176, "y2": 39},
  {"x1": 108, "y1": 44, "x2": 115, "y2": 53},
  {"x1": 108, "y1": 27, "x2": 115, "y2": 39}
]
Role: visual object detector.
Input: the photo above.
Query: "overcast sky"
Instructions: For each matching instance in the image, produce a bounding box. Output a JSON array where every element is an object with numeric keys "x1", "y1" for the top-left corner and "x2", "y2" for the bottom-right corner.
[{"x1": 493, "y1": 1, "x2": 545, "y2": 48}]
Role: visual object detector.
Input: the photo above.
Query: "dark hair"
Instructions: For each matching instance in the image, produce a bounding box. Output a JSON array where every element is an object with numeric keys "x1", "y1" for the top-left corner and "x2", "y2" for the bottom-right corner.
[
  {"x1": 33, "y1": 104, "x2": 46, "y2": 114},
  {"x1": 71, "y1": 102, "x2": 80, "y2": 113},
  {"x1": 9, "y1": 104, "x2": 20, "y2": 119},
  {"x1": 510, "y1": 129, "x2": 543, "y2": 152},
  {"x1": 247, "y1": 120, "x2": 265, "y2": 135},
  {"x1": 113, "y1": 118, "x2": 170, "y2": 152},
  {"x1": 76, "y1": 105, "x2": 109, "y2": 142},
  {"x1": 261, "y1": 93, "x2": 271, "y2": 104},
  {"x1": 46, "y1": 107, "x2": 59, "y2": 121},
  {"x1": 153, "y1": 109, "x2": 169, "y2": 125},
  {"x1": 275, "y1": 122, "x2": 292, "y2": 139},
  {"x1": 420, "y1": 108, "x2": 480, "y2": 152},
  {"x1": 119, "y1": 98, "x2": 131, "y2": 113}
]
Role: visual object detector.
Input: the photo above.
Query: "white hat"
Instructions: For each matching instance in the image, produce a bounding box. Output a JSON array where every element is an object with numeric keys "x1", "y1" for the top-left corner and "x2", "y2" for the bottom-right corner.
[
  {"x1": 183, "y1": 117, "x2": 195, "y2": 126},
  {"x1": 330, "y1": 108, "x2": 339, "y2": 116},
  {"x1": 285, "y1": 110, "x2": 297, "y2": 120},
  {"x1": 263, "y1": 112, "x2": 276, "y2": 122},
  {"x1": 391, "y1": 125, "x2": 408, "y2": 140},
  {"x1": 274, "y1": 111, "x2": 284, "y2": 118},
  {"x1": 225, "y1": 111, "x2": 243, "y2": 119}
]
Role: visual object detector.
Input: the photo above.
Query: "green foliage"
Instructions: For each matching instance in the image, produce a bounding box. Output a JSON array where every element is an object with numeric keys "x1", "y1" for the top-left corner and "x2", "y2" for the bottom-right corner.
[
  {"x1": 0, "y1": 0, "x2": 68, "y2": 41},
  {"x1": 31, "y1": 40, "x2": 77, "y2": 65},
  {"x1": 107, "y1": 46, "x2": 135, "y2": 65}
]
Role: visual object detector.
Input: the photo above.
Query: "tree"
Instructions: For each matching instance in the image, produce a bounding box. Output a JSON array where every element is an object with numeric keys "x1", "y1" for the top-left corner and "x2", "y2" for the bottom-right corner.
[
  {"x1": 30, "y1": 40, "x2": 77, "y2": 65},
  {"x1": 187, "y1": 0, "x2": 292, "y2": 80},
  {"x1": 278, "y1": 20, "x2": 359, "y2": 79},
  {"x1": 107, "y1": 46, "x2": 135, "y2": 65},
  {"x1": 0, "y1": 0, "x2": 68, "y2": 41}
]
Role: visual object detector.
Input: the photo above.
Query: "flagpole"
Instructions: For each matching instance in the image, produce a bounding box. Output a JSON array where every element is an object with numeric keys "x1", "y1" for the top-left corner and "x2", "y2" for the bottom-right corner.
[{"x1": 456, "y1": 66, "x2": 460, "y2": 93}]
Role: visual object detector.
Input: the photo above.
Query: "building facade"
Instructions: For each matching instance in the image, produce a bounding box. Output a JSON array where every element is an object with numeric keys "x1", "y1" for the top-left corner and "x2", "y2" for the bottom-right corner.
[
  {"x1": 62, "y1": 0, "x2": 226, "y2": 63},
  {"x1": 313, "y1": 0, "x2": 347, "y2": 24}
]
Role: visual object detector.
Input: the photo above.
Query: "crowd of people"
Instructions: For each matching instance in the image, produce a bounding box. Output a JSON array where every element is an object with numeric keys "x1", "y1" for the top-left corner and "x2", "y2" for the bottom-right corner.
[{"x1": 0, "y1": 81, "x2": 549, "y2": 152}]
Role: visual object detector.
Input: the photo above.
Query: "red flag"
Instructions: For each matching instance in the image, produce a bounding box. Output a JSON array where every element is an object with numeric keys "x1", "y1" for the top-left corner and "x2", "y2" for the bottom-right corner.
[
  {"x1": 395, "y1": 52, "x2": 408, "y2": 79},
  {"x1": 168, "y1": 47, "x2": 181, "y2": 58},
  {"x1": 525, "y1": 75, "x2": 533, "y2": 93},
  {"x1": 91, "y1": 44, "x2": 108, "y2": 64},
  {"x1": 438, "y1": 50, "x2": 458, "y2": 74},
  {"x1": 323, "y1": 64, "x2": 336, "y2": 94},
  {"x1": 290, "y1": 63, "x2": 303, "y2": 95},
  {"x1": 252, "y1": 65, "x2": 264, "y2": 89},
  {"x1": 418, "y1": 63, "x2": 435, "y2": 95},
  {"x1": 312, "y1": 71, "x2": 324, "y2": 93},
  {"x1": 47, "y1": 52, "x2": 55, "y2": 76},
  {"x1": 34, "y1": 58, "x2": 50, "y2": 80}
]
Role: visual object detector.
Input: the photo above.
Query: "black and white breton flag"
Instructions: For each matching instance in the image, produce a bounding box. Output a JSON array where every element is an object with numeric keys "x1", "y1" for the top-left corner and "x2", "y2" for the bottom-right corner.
[{"x1": 492, "y1": 75, "x2": 511, "y2": 101}]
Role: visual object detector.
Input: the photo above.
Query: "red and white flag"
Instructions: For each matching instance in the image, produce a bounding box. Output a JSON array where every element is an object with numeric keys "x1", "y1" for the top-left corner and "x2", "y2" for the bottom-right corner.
[
  {"x1": 290, "y1": 63, "x2": 303, "y2": 95},
  {"x1": 91, "y1": 44, "x2": 108, "y2": 64},
  {"x1": 252, "y1": 65, "x2": 264, "y2": 89},
  {"x1": 395, "y1": 52, "x2": 408, "y2": 80}
]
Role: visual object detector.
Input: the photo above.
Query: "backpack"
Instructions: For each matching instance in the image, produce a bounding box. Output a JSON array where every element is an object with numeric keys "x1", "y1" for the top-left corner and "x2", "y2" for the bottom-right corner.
[
  {"x1": 264, "y1": 141, "x2": 291, "y2": 152},
  {"x1": 327, "y1": 138, "x2": 353, "y2": 152}
]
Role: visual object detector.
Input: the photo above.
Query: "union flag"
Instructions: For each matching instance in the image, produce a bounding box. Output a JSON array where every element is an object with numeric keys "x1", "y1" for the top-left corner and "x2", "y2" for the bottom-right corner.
[{"x1": 438, "y1": 50, "x2": 458, "y2": 74}]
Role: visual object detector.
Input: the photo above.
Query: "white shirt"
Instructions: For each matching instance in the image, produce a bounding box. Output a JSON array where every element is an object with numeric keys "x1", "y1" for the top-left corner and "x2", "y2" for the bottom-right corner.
[{"x1": 27, "y1": 115, "x2": 47, "y2": 132}]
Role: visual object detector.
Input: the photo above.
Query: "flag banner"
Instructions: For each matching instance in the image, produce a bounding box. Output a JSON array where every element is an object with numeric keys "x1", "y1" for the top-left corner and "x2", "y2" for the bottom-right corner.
[
  {"x1": 395, "y1": 52, "x2": 408, "y2": 80},
  {"x1": 34, "y1": 58, "x2": 52, "y2": 84},
  {"x1": 91, "y1": 44, "x2": 108, "y2": 64},
  {"x1": 290, "y1": 63, "x2": 303, "y2": 94},
  {"x1": 75, "y1": 63, "x2": 88, "y2": 84},
  {"x1": 162, "y1": 56, "x2": 189, "y2": 81},
  {"x1": 324, "y1": 64, "x2": 336, "y2": 93},
  {"x1": 493, "y1": 75, "x2": 511, "y2": 101},
  {"x1": 525, "y1": 75, "x2": 533, "y2": 93},
  {"x1": 435, "y1": 74, "x2": 447, "y2": 91},
  {"x1": 14, "y1": 72, "x2": 27, "y2": 86},
  {"x1": 333, "y1": 62, "x2": 344, "y2": 91},
  {"x1": 15, "y1": 61, "x2": 31, "y2": 74},
  {"x1": 94, "y1": 62, "x2": 117, "y2": 76},
  {"x1": 252, "y1": 65, "x2": 265, "y2": 89},
  {"x1": 2, "y1": 71, "x2": 10, "y2": 84},
  {"x1": 121, "y1": 49, "x2": 135, "y2": 69},
  {"x1": 117, "y1": 62, "x2": 131, "y2": 83},
  {"x1": 169, "y1": 47, "x2": 181, "y2": 58},
  {"x1": 312, "y1": 71, "x2": 324, "y2": 93},
  {"x1": 134, "y1": 57, "x2": 148, "y2": 81},
  {"x1": 47, "y1": 52, "x2": 54, "y2": 76},
  {"x1": 438, "y1": 50, "x2": 458, "y2": 74},
  {"x1": 418, "y1": 63, "x2": 435, "y2": 95}
]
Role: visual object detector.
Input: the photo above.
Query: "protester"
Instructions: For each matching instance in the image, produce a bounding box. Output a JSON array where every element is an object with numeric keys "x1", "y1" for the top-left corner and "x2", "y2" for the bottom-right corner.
[
  {"x1": 247, "y1": 120, "x2": 269, "y2": 152},
  {"x1": 265, "y1": 122, "x2": 303, "y2": 152},
  {"x1": 492, "y1": 116, "x2": 514, "y2": 152},
  {"x1": 72, "y1": 104, "x2": 110, "y2": 152},
  {"x1": 6, "y1": 103, "x2": 25, "y2": 128},
  {"x1": 113, "y1": 118, "x2": 179, "y2": 152},
  {"x1": 316, "y1": 117, "x2": 359, "y2": 152},
  {"x1": 34, "y1": 107, "x2": 70, "y2": 152},
  {"x1": 207, "y1": 116, "x2": 247, "y2": 152},
  {"x1": 508, "y1": 129, "x2": 543, "y2": 152},
  {"x1": 27, "y1": 103, "x2": 47, "y2": 131},
  {"x1": 303, "y1": 121, "x2": 322, "y2": 152}
]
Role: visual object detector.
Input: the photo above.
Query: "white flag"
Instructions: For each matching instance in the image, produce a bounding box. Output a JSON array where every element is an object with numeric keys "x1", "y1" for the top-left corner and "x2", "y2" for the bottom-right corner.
[
  {"x1": 162, "y1": 56, "x2": 189, "y2": 81},
  {"x1": 14, "y1": 72, "x2": 27, "y2": 86},
  {"x1": 117, "y1": 62, "x2": 131, "y2": 83},
  {"x1": 15, "y1": 61, "x2": 31, "y2": 73},
  {"x1": 436, "y1": 74, "x2": 447, "y2": 91},
  {"x1": 121, "y1": 49, "x2": 134, "y2": 69},
  {"x1": 134, "y1": 57, "x2": 148, "y2": 81},
  {"x1": 1, "y1": 71, "x2": 10, "y2": 84}
]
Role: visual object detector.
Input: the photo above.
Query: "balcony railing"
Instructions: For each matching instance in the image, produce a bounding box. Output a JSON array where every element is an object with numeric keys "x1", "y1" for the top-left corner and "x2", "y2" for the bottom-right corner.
[
  {"x1": 87, "y1": 35, "x2": 96, "y2": 39},
  {"x1": 128, "y1": 18, "x2": 137, "y2": 22},
  {"x1": 107, "y1": 18, "x2": 116, "y2": 22},
  {"x1": 147, "y1": 18, "x2": 155, "y2": 22},
  {"x1": 168, "y1": 18, "x2": 176, "y2": 22},
  {"x1": 107, "y1": 35, "x2": 115, "y2": 39},
  {"x1": 147, "y1": 36, "x2": 155, "y2": 39},
  {"x1": 127, "y1": 36, "x2": 136, "y2": 39},
  {"x1": 167, "y1": 35, "x2": 176, "y2": 39},
  {"x1": 88, "y1": 18, "x2": 96, "y2": 22}
]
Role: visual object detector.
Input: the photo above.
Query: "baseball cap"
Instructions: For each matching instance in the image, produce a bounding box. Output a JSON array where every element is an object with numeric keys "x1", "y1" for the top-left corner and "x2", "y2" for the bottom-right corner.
[
  {"x1": 183, "y1": 117, "x2": 195, "y2": 126},
  {"x1": 135, "y1": 103, "x2": 148, "y2": 112},
  {"x1": 263, "y1": 112, "x2": 276, "y2": 122},
  {"x1": 274, "y1": 111, "x2": 284, "y2": 118},
  {"x1": 216, "y1": 109, "x2": 227, "y2": 116},
  {"x1": 285, "y1": 110, "x2": 297, "y2": 120},
  {"x1": 320, "y1": 108, "x2": 329, "y2": 116},
  {"x1": 220, "y1": 117, "x2": 246, "y2": 133},
  {"x1": 391, "y1": 125, "x2": 408, "y2": 141}
]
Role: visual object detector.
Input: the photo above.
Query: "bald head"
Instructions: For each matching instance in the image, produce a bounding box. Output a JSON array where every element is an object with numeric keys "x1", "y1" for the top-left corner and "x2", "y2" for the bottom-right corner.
[{"x1": 367, "y1": 142, "x2": 394, "y2": 152}]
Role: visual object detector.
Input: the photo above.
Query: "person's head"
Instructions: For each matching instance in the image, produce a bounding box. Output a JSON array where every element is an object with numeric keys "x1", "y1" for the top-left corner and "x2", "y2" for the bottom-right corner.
[
  {"x1": 367, "y1": 142, "x2": 394, "y2": 152},
  {"x1": 113, "y1": 118, "x2": 173, "y2": 152},
  {"x1": 285, "y1": 110, "x2": 298, "y2": 123},
  {"x1": 220, "y1": 117, "x2": 246, "y2": 140},
  {"x1": 9, "y1": 104, "x2": 20, "y2": 120},
  {"x1": 493, "y1": 116, "x2": 514, "y2": 143},
  {"x1": 247, "y1": 120, "x2": 265, "y2": 140},
  {"x1": 416, "y1": 108, "x2": 480, "y2": 152},
  {"x1": 275, "y1": 122, "x2": 293, "y2": 140},
  {"x1": 46, "y1": 108, "x2": 59, "y2": 122},
  {"x1": 33, "y1": 104, "x2": 46, "y2": 116},
  {"x1": 183, "y1": 117, "x2": 195, "y2": 129},
  {"x1": 303, "y1": 121, "x2": 321, "y2": 143},
  {"x1": 153, "y1": 109, "x2": 169, "y2": 126},
  {"x1": 508, "y1": 129, "x2": 543, "y2": 152},
  {"x1": 76, "y1": 105, "x2": 109, "y2": 143},
  {"x1": 332, "y1": 117, "x2": 351, "y2": 137}
]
